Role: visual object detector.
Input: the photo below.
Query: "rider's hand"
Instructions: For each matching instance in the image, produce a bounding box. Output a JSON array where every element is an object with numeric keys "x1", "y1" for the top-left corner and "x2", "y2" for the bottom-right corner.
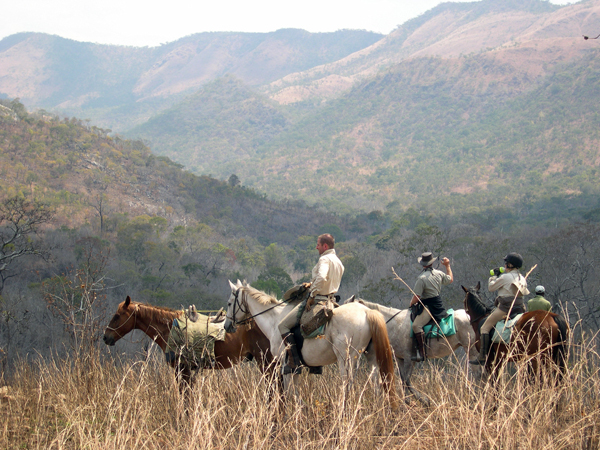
[{"x1": 441, "y1": 257, "x2": 450, "y2": 266}]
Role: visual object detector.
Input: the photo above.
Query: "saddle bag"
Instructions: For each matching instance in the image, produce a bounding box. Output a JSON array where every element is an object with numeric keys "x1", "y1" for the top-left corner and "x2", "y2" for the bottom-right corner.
[{"x1": 300, "y1": 298, "x2": 335, "y2": 337}]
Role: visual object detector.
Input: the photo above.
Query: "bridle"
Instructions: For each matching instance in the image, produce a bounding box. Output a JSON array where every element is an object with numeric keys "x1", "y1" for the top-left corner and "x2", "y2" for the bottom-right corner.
[
  {"x1": 464, "y1": 289, "x2": 488, "y2": 326},
  {"x1": 227, "y1": 288, "x2": 251, "y2": 327}
]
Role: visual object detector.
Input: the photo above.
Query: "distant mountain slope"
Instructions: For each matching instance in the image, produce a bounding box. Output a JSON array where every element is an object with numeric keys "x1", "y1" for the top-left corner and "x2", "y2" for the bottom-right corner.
[
  {"x1": 0, "y1": 29, "x2": 383, "y2": 130},
  {"x1": 264, "y1": 0, "x2": 596, "y2": 104},
  {"x1": 128, "y1": 76, "x2": 290, "y2": 168},
  {"x1": 127, "y1": 41, "x2": 600, "y2": 221}
]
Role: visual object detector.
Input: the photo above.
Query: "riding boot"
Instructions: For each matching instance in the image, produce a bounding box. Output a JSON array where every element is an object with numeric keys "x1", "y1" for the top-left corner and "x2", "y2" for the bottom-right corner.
[
  {"x1": 281, "y1": 333, "x2": 303, "y2": 375},
  {"x1": 412, "y1": 332, "x2": 427, "y2": 362},
  {"x1": 469, "y1": 333, "x2": 490, "y2": 365}
]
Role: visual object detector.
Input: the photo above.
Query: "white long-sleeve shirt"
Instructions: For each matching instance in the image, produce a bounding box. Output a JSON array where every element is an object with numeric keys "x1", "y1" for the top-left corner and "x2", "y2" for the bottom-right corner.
[
  {"x1": 488, "y1": 270, "x2": 529, "y2": 297},
  {"x1": 309, "y1": 249, "x2": 344, "y2": 297}
]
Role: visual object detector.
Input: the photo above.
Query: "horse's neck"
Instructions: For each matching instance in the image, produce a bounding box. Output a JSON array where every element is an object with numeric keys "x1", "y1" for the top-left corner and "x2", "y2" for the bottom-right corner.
[
  {"x1": 135, "y1": 305, "x2": 180, "y2": 351},
  {"x1": 243, "y1": 292, "x2": 286, "y2": 339},
  {"x1": 359, "y1": 299, "x2": 402, "y2": 318}
]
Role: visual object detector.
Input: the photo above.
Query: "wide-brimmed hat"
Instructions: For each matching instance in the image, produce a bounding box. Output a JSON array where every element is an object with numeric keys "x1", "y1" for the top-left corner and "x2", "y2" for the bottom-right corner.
[{"x1": 418, "y1": 252, "x2": 437, "y2": 267}]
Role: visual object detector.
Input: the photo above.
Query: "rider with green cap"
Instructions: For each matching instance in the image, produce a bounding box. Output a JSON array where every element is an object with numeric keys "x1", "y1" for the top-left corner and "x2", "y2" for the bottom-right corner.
[{"x1": 528, "y1": 285, "x2": 552, "y2": 312}]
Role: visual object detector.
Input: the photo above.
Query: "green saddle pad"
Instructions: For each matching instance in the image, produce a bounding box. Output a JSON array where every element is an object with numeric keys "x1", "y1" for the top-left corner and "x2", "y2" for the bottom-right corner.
[
  {"x1": 491, "y1": 313, "x2": 524, "y2": 344},
  {"x1": 302, "y1": 323, "x2": 326, "y2": 339},
  {"x1": 411, "y1": 309, "x2": 456, "y2": 338}
]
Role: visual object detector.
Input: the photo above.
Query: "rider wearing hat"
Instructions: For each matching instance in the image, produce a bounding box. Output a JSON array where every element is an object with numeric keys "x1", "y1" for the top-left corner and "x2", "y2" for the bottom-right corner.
[
  {"x1": 410, "y1": 252, "x2": 453, "y2": 362},
  {"x1": 528, "y1": 285, "x2": 552, "y2": 312},
  {"x1": 470, "y1": 252, "x2": 530, "y2": 365}
]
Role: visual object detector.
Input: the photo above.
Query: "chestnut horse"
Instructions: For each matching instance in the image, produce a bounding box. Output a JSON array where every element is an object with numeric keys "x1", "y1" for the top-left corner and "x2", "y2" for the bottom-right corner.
[
  {"x1": 462, "y1": 283, "x2": 569, "y2": 382},
  {"x1": 103, "y1": 296, "x2": 275, "y2": 387}
]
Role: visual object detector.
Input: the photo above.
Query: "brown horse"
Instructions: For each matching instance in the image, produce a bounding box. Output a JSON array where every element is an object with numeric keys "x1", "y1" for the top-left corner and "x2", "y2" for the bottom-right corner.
[
  {"x1": 103, "y1": 296, "x2": 275, "y2": 387},
  {"x1": 462, "y1": 283, "x2": 569, "y2": 382}
]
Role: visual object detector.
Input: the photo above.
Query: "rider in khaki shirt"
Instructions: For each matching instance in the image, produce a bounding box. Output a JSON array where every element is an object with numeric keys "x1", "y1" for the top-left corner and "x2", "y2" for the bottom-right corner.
[
  {"x1": 410, "y1": 252, "x2": 453, "y2": 362},
  {"x1": 470, "y1": 252, "x2": 529, "y2": 365},
  {"x1": 278, "y1": 233, "x2": 344, "y2": 374}
]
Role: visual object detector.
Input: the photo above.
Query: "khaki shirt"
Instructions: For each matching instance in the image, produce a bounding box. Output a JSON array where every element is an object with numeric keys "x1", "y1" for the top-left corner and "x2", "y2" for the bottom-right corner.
[
  {"x1": 488, "y1": 270, "x2": 530, "y2": 298},
  {"x1": 310, "y1": 249, "x2": 344, "y2": 297},
  {"x1": 413, "y1": 268, "x2": 452, "y2": 299}
]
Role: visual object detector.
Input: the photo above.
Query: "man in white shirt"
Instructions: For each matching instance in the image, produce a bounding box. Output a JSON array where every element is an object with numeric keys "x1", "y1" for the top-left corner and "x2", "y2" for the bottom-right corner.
[{"x1": 278, "y1": 233, "x2": 345, "y2": 374}]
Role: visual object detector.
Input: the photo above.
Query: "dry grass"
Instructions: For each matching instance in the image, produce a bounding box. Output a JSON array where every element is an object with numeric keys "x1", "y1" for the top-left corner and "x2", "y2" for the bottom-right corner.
[{"x1": 1, "y1": 336, "x2": 599, "y2": 450}]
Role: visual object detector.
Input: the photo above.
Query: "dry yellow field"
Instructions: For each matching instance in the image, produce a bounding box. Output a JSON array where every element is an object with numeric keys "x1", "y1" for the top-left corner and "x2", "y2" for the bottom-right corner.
[{"x1": 1, "y1": 335, "x2": 599, "y2": 450}]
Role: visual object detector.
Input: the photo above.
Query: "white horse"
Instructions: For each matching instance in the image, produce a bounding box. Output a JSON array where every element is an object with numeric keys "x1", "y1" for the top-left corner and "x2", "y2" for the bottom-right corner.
[
  {"x1": 347, "y1": 297, "x2": 479, "y2": 405},
  {"x1": 223, "y1": 281, "x2": 400, "y2": 410}
]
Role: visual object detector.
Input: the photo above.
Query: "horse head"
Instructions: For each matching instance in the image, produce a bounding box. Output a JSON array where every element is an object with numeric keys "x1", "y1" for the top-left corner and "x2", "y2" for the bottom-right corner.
[
  {"x1": 224, "y1": 280, "x2": 246, "y2": 333},
  {"x1": 461, "y1": 282, "x2": 493, "y2": 324},
  {"x1": 103, "y1": 296, "x2": 138, "y2": 346}
]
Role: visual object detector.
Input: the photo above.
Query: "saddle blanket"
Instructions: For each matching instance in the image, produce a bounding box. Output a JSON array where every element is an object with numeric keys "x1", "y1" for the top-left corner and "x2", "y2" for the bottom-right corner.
[
  {"x1": 165, "y1": 311, "x2": 226, "y2": 368},
  {"x1": 491, "y1": 313, "x2": 524, "y2": 344},
  {"x1": 410, "y1": 309, "x2": 457, "y2": 338}
]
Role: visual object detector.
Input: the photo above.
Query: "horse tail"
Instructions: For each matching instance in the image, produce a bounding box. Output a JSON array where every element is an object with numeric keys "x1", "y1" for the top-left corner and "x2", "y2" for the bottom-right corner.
[
  {"x1": 552, "y1": 313, "x2": 569, "y2": 372},
  {"x1": 366, "y1": 309, "x2": 399, "y2": 410}
]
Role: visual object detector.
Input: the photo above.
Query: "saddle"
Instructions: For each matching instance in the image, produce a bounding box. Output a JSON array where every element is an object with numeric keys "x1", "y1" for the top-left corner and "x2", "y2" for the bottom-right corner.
[
  {"x1": 491, "y1": 313, "x2": 524, "y2": 344},
  {"x1": 299, "y1": 296, "x2": 337, "y2": 338},
  {"x1": 410, "y1": 309, "x2": 457, "y2": 339}
]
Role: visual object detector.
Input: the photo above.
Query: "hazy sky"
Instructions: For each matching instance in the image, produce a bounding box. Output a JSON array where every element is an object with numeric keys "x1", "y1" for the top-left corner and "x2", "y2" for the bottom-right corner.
[{"x1": 3, "y1": 0, "x2": 579, "y2": 47}]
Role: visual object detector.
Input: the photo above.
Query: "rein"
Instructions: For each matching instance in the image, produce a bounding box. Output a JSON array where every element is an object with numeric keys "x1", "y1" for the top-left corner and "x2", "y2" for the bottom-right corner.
[
  {"x1": 386, "y1": 310, "x2": 402, "y2": 324},
  {"x1": 228, "y1": 288, "x2": 291, "y2": 326}
]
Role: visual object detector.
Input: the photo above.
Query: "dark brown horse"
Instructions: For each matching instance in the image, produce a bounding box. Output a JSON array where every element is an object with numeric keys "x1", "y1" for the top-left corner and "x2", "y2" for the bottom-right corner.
[
  {"x1": 103, "y1": 296, "x2": 275, "y2": 387},
  {"x1": 462, "y1": 283, "x2": 569, "y2": 382}
]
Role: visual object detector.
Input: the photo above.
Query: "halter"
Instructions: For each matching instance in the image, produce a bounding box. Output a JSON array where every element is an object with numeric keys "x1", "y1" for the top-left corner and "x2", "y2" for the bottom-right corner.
[{"x1": 106, "y1": 306, "x2": 138, "y2": 338}]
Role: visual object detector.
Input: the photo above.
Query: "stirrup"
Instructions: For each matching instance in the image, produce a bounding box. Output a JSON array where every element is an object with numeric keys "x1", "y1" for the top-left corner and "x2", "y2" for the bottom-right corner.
[{"x1": 411, "y1": 351, "x2": 425, "y2": 362}]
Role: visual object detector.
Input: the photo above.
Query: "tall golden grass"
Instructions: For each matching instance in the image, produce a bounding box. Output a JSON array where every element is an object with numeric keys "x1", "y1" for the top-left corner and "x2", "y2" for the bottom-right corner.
[{"x1": 1, "y1": 333, "x2": 599, "y2": 450}]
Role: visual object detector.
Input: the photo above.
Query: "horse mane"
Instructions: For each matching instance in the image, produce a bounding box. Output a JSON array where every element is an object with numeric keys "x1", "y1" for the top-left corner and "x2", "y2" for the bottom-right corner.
[
  {"x1": 135, "y1": 302, "x2": 183, "y2": 324},
  {"x1": 465, "y1": 288, "x2": 494, "y2": 317},
  {"x1": 241, "y1": 284, "x2": 280, "y2": 305},
  {"x1": 358, "y1": 299, "x2": 402, "y2": 316}
]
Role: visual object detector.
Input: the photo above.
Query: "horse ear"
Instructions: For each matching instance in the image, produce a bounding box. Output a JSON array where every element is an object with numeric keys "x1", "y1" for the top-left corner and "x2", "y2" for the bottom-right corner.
[
  {"x1": 475, "y1": 281, "x2": 481, "y2": 292},
  {"x1": 347, "y1": 295, "x2": 356, "y2": 304},
  {"x1": 125, "y1": 296, "x2": 131, "y2": 307},
  {"x1": 228, "y1": 280, "x2": 237, "y2": 291},
  {"x1": 461, "y1": 285, "x2": 468, "y2": 293}
]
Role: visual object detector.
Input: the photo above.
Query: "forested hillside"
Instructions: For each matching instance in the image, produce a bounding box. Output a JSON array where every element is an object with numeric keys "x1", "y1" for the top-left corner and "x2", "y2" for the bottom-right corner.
[
  {"x1": 122, "y1": 0, "x2": 600, "y2": 221},
  {"x1": 130, "y1": 47, "x2": 600, "y2": 225},
  {"x1": 2, "y1": 98, "x2": 600, "y2": 372},
  {"x1": 2, "y1": 0, "x2": 600, "y2": 368}
]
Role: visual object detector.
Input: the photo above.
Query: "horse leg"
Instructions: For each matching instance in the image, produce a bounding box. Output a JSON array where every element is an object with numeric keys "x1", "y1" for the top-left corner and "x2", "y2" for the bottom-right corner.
[
  {"x1": 400, "y1": 358, "x2": 431, "y2": 406},
  {"x1": 364, "y1": 346, "x2": 381, "y2": 394}
]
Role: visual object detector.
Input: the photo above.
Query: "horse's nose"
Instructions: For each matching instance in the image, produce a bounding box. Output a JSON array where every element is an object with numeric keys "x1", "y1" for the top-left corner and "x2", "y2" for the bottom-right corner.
[
  {"x1": 103, "y1": 335, "x2": 114, "y2": 346},
  {"x1": 224, "y1": 319, "x2": 235, "y2": 333}
]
